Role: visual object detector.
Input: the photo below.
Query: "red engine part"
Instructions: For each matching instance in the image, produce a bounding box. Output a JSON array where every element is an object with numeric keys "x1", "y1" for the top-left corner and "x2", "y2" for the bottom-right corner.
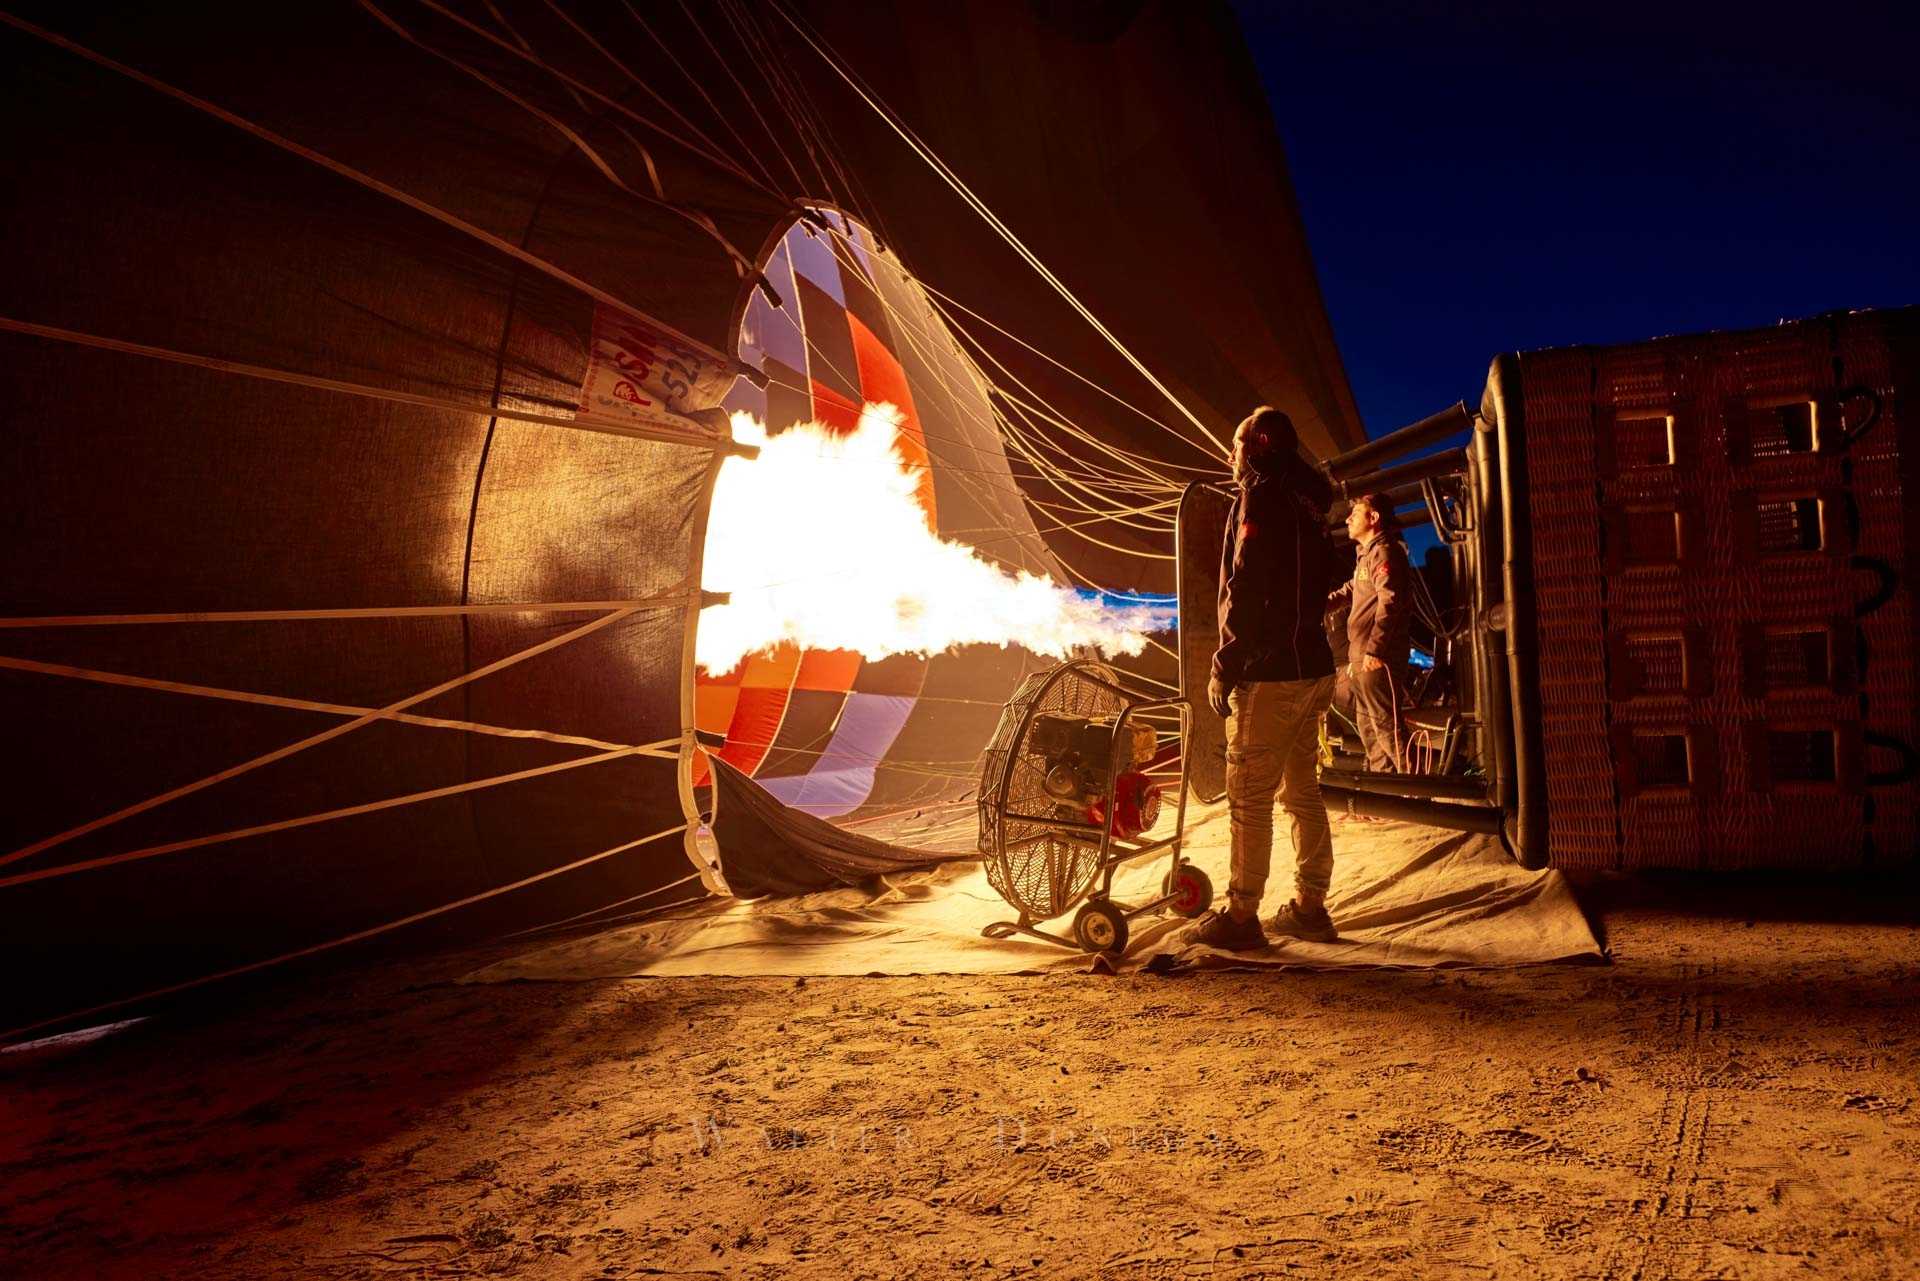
[{"x1": 1085, "y1": 770, "x2": 1163, "y2": 839}]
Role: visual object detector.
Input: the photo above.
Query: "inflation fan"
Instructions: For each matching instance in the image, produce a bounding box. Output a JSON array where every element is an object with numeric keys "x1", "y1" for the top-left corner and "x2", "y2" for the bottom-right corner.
[{"x1": 976, "y1": 660, "x2": 1208, "y2": 954}]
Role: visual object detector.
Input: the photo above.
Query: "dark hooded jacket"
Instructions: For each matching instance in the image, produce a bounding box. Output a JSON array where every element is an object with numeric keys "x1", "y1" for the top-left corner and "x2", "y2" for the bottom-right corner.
[
  {"x1": 1330, "y1": 529, "x2": 1411, "y2": 670},
  {"x1": 1211, "y1": 455, "x2": 1337, "y2": 686}
]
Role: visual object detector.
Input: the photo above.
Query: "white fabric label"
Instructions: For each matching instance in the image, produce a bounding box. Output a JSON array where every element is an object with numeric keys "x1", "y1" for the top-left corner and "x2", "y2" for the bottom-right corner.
[{"x1": 579, "y1": 304, "x2": 732, "y2": 420}]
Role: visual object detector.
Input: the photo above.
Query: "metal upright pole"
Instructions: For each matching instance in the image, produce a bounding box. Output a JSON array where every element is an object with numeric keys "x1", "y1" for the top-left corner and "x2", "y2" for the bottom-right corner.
[{"x1": 1326, "y1": 401, "x2": 1475, "y2": 481}]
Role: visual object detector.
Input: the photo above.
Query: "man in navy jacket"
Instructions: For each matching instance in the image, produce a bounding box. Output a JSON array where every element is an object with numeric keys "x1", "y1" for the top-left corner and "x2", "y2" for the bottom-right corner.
[{"x1": 1189, "y1": 407, "x2": 1340, "y2": 949}]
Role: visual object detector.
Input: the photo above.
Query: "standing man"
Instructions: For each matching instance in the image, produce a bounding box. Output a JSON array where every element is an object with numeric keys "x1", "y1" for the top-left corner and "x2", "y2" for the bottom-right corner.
[
  {"x1": 1329, "y1": 492, "x2": 1411, "y2": 773},
  {"x1": 1187, "y1": 407, "x2": 1340, "y2": 950}
]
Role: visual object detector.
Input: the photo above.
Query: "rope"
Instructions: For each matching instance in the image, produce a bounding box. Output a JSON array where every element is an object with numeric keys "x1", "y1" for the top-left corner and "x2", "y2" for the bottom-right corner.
[
  {"x1": 0, "y1": 316, "x2": 726, "y2": 453},
  {"x1": 750, "y1": 368, "x2": 1168, "y2": 499},
  {"x1": 1028, "y1": 494, "x2": 1177, "y2": 534},
  {"x1": 0, "y1": 822, "x2": 690, "y2": 1045},
  {"x1": 0, "y1": 654, "x2": 653, "y2": 754},
  {"x1": 745, "y1": 234, "x2": 1020, "y2": 473},
  {"x1": 725, "y1": 240, "x2": 1144, "y2": 587},
  {"x1": 538, "y1": 0, "x2": 751, "y2": 181},
  {"x1": 745, "y1": 5, "x2": 874, "y2": 231},
  {"x1": 716, "y1": 0, "x2": 839, "y2": 203},
  {"x1": 832, "y1": 295, "x2": 1181, "y2": 523},
  {"x1": 987, "y1": 385, "x2": 1180, "y2": 501},
  {"x1": 998, "y1": 415, "x2": 1184, "y2": 525},
  {"x1": 406, "y1": 0, "x2": 767, "y2": 192},
  {"x1": 829, "y1": 218, "x2": 1197, "y2": 490},
  {"x1": 766, "y1": 0, "x2": 1227, "y2": 457},
  {"x1": 665, "y1": 0, "x2": 808, "y2": 193},
  {"x1": 911, "y1": 264, "x2": 1217, "y2": 470},
  {"x1": 984, "y1": 381, "x2": 1187, "y2": 497},
  {"x1": 0, "y1": 11, "x2": 740, "y2": 371},
  {"x1": 814, "y1": 238, "x2": 1003, "y2": 428},
  {"x1": 360, "y1": 0, "x2": 762, "y2": 282},
  {"x1": 497, "y1": 869, "x2": 705, "y2": 940},
  {"x1": 0, "y1": 596, "x2": 695, "y2": 630},
  {"x1": 935, "y1": 328, "x2": 1191, "y2": 512},
  {"x1": 620, "y1": 0, "x2": 784, "y2": 193},
  {"x1": 0, "y1": 605, "x2": 651, "y2": 870},
  {"x1": 0, "y1": 739, "x2": 677, "y2": 892},
  {"x1": 747, "y1": 268, "x2": 1182, "y2": 550},
  {"x1": 477, "y1": 0, "x2": 591, "y2": 114},
  {"x1": 785, "y1": 221, "x2": 1187, "y2": 557}
]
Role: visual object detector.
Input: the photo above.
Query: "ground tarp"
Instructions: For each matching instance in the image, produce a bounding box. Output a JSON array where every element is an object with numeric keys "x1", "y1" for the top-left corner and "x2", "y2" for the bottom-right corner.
[{"x1": 462, "y1": 801, "x2": 1603, "y2": 981}]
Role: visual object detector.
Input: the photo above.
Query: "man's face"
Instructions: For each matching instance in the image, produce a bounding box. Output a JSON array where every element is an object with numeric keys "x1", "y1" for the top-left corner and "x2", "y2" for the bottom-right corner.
[
  {"x1": 1230, "y1": 421, "x2": 1251, "y2": 484},
  {"x1": 1345, "y1": 499, "x2": 1375, "y2": 543}
]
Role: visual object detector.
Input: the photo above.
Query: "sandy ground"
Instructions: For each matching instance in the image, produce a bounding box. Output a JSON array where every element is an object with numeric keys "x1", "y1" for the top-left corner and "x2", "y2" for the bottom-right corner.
[{"x1": 3, "y1": 870, "x2": 1917, "y2": 1280}]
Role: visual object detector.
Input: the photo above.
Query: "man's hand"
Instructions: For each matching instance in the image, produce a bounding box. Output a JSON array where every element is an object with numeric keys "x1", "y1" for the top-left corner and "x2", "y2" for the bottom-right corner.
[
  {"x1": 1207, "y1": 675, "x2": 1235, "y2": 720},
  {"x1": 1361, "y1": 654, "x2": 1384, "y2": 673}
]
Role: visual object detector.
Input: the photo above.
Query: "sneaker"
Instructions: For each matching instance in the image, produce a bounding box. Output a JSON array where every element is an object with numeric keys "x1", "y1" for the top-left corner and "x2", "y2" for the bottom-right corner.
[
  {"x1": 1269, "y1": 899, "x2": 1338, "y2": 943},
  {"x1": 1183, "y1": 908, "x2": 1268, "y2": 952}
]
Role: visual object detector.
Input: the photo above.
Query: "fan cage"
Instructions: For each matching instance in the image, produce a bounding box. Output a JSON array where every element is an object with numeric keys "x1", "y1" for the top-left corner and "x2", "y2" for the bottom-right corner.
[{"x1": 977, "y1": 660, "x2": 1145, "y2": 919}]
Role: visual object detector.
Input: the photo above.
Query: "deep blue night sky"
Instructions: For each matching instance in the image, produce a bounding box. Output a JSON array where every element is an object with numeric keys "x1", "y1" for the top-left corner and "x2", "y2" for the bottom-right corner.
[{"x1": 1237, "y1": 0, "x2": 1920, "y2": 441}]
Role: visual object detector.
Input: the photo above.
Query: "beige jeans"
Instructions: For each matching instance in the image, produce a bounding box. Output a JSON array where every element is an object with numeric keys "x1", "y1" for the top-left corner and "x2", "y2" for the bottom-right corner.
[
  {"x1": 1225, "y1": 675, "x2": 1336, "y2": 911},
  {"x1": 1333, "y1": 661, "x2": 1402, "y2": 773}
]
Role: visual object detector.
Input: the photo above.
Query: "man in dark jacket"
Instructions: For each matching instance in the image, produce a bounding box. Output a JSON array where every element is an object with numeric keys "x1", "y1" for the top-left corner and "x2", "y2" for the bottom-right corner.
[
  {"x1": 1189, "y1": 407, "x2": 1340, "y2": 950},
  {"x1": 1329, "y1": 492, "x2": 1411, "y2": 772}
]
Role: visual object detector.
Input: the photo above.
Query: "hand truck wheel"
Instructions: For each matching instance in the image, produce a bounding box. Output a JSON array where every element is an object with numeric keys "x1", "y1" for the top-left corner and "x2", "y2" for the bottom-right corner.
[
  {"x1": 1161, "y1": 863, "x2": 1213, "y2": 919},
  {"x1": 1071, "y1": 899, "x2": 1129, "y2": 955}
]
